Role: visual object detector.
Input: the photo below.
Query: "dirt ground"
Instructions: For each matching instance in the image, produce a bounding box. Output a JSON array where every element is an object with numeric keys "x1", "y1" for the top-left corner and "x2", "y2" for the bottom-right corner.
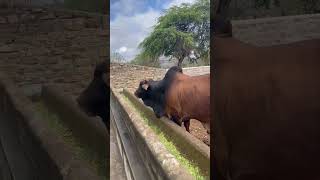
[{"x1": 110, "y1": 63, "x2": 210, "y2": 146}]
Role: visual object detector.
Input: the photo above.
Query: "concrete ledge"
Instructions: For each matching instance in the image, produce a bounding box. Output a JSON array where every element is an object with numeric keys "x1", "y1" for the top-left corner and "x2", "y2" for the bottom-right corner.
[
  {"x1": 111, "y1": 88, "x2": 194, "y2": 180},
  {"x1": 0, "y1": 72, "x2": 102, "y2": 180},
  {"x1": 122, "y1": 89, "x2": 210, "y2": 178},
  {"x1": 111, "y1": 94, "x2": 152, "y2": 180},
  {"x1": 181, "y1": 66, "x2": 210, "y2": 70},
  {"x1": 232, "y1": 13, "x2": 320, "y2": 25},
  {"x1": 232, "y1": 13, "x2": 320, "y2": 46},
  {"x1": 110, "y1": 63, "x2": 166, "y2": 70},
  {"x1": 41, "y1": 84, "x2": 108, "y2": 159}
]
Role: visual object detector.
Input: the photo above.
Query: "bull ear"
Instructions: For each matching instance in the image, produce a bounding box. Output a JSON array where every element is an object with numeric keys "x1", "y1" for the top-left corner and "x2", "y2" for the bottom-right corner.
[{"x1": 142, "y1": 83, "x2": 149, "y2": 90}]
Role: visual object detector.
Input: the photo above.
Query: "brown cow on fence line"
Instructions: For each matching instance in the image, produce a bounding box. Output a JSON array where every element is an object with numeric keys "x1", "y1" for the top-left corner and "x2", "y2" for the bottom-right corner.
[
  {"x1": 212, "y1": 15, "x2": 320, "y2": 180},
  {"x1": 135, "y1": 66, "x2": 210, "y2": 133}
]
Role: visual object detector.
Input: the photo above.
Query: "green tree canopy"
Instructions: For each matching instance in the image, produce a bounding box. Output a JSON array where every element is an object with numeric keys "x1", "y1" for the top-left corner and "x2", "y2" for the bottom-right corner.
[{"x1": 138, "y1": 0, "x2": 210, "y2": 67}]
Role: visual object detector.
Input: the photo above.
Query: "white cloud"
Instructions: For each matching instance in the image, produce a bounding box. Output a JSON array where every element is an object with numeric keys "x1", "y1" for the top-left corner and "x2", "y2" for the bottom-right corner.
[
  {"x1": 110, "y1": 0, "x2": 197, "y2": 61},
  {"x1": 118, "y1": 46, "x2": 128, "y2": 53},
  {"x1": 164, "y1": 0, "x2": 196, "y2": 9},
  {"x1": 111, "y1": 9, "x2": 160, "y2": 61},
  {"x1": 111, "y1": 0, "x2": 146, "y2": 17}
]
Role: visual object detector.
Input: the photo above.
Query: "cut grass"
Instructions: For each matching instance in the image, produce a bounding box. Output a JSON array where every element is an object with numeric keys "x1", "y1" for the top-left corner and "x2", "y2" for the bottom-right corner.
[
  {"x1": 122, "y1": 95, "x2": 206, "y2": 180},
  {"x1": 33, "y1": 101, "x2": 106, "y2": 179}
]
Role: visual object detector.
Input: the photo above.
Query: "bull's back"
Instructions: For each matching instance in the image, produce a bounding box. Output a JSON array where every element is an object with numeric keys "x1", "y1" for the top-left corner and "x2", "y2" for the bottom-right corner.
[{"x1": 167, "y1": 74, "x2": 210, "y2": 120}]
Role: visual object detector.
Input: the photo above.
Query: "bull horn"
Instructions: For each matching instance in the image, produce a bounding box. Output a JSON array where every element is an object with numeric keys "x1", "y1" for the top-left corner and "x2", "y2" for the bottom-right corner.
[{"x1": 142, "y1": 83, "x2": 149, "y2": 90}]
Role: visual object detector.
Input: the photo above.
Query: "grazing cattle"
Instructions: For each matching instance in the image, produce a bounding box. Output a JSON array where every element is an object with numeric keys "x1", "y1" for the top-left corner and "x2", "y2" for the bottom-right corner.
[
  {"x1": 77, "y1": 61, "x2": 109, "y2": 129},
  {"x1": 134, "y1": 66, "x2": 210, "y2": 133},
  {"x1": 212, "y1": 16, "x2": 320, "y2": 180}
]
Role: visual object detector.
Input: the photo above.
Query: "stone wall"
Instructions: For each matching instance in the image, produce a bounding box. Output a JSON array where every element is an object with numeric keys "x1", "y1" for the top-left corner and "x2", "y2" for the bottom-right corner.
[
  {"x1": 181, "y1": 66, "x2": 210, "y2": 76},
  {"x1": 0, "y1": 0, "x2": 66, "y2": 8},
  {"x1": 0, "y1": 72, "x2": 102, "y2": 180},
  {"x1": 0, "y1": 6, "x2": 108, "y2": 99},
  {"x1": 110, "y1": 63, "x2": 210, "y2": 93},
  {"x1": 232, "y1": 13, "x2": 320, "y2": 46}
]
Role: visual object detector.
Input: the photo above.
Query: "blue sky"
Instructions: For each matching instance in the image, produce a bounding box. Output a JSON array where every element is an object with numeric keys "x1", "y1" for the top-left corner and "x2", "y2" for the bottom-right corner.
[
  {"x1": 110, "y1": 0, "x2": 171, "y2": 20},
  {"x1": 110, "y1": 0, "x2": 196, "y2": 61}
]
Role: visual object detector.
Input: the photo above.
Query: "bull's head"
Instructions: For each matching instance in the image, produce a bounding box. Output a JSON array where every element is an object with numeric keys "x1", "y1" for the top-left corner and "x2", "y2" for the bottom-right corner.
[
  {"x1": 93, "y1": 61, "x2": 109, "y2": 84},
  {"x1": 134, "y1": 79, "x2": 166, "y2": 118},
  {"x1": 76, "y1": 95, "x2": 95, "y2": 116},
  {"x1": 76, "y1": 61, "x2": 109, "y2": 127}
]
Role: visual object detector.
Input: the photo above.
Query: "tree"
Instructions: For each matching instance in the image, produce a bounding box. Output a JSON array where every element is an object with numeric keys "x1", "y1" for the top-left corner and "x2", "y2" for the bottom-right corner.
[
  {"x1": 111, "y1": 52, "x2": 125, "y2": 63},
  {"x1": 139, "y1": 0, "x2": 210, "y2": 67},
  {"x1": 130, "y1": 53, "x2": 160, "y2": 67},
  {"x1": 192, "y1": 0, "x2": 210, "y2": 60}
]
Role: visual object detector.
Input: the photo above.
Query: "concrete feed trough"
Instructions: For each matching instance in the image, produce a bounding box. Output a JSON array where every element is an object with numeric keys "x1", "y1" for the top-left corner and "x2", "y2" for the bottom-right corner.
[
  {"x1": 0, "y1": 72, "x2": 104, "y2": 180},
  {"x1": 110, "y1": 87, "x2": 210, "y2": 179}
]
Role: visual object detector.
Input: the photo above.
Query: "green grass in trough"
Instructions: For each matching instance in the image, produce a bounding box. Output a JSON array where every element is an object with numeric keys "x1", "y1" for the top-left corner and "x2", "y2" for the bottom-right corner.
[
  {"x1": 33, "y1": 101, "x2": 106, "y2": 179},
  {"x1": 122, "y1": 95, "x2": 205, "y2": 180}
]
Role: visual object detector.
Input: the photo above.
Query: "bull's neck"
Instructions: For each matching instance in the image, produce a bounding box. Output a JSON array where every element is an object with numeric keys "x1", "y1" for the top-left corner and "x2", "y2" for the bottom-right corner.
[
  {"x1": 175, "y1": 72, "x2": 189, "y2": 81},
  {"x1": 213, "y1": 36, "x2": 254, "y2": 59}
]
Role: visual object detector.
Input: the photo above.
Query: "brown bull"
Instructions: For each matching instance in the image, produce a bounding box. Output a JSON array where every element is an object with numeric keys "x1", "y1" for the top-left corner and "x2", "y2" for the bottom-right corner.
[
  {"x1": 212, "y1": 16, "x2": 320, "y2": 180},
  {"x1": 165, "y1": 72, "x2": 210, "y2": 133},
  {"x1": 135, "y1": 66, "x2": 210, "y2": 133}
]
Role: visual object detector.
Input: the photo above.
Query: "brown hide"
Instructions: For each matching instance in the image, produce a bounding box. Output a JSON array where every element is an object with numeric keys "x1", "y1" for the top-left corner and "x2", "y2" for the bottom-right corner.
[
  {"x1": 165, "y1": 73, "x2": 210, "y2": 132},
  {"x1": 213, "y1": 35, "x2": 320, "y2": 180}
]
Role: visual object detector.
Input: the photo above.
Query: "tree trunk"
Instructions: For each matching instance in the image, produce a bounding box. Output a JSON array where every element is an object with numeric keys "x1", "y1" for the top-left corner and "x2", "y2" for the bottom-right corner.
[{"x1": 177, "y1": 57, "x2": 184, "y2": 67}]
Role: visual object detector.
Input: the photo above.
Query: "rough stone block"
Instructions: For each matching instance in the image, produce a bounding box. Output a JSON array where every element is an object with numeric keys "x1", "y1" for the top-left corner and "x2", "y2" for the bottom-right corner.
[
  {"x1": 97, "y1": 29, "x2": 108, "y2": 37},
  {"x1": 0, "y1": 16, "x2": 6, "y2": 24},
  {"x1": 31, "y1": 8, "x2": 44, "y2": 13},
  {"x1": 85, "y1": 18, "x2": 99, "y2": 28},
  {"x1": 40, "y1": 13, "x2": 55, "y2": 20},
  {"x1": 7, "y1": 15, "x2": 18, "y2": 24},
  {"x1": 63, "y1": 18, "x2": 85, "y2": 31},
  {"x1": 0, "y1": 45, "x2": 17, "y2": 53}
]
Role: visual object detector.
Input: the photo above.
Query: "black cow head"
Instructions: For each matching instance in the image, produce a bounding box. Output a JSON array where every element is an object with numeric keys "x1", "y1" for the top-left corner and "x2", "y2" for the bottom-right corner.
[
  {"x1": 134, "y1": 66, "x2": 183, "y2": 119},
  {"x1": 134, "y1": 79, "x2": 166, "y2": 118},
  {"x1": 77, "y1": 61, "x2": 109, "y2": 128},
  {"x1": 94, "y1": 61, "x2": 109, "y2": 83}
]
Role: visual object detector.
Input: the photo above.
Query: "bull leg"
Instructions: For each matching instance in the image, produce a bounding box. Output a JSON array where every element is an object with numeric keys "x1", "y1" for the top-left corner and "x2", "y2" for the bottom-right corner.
[
  {"x1": 183, "y1": 119, "x2": 191, "y2": 133},
  {"x1": 181, "y1": 117, "x2": 191, "y2": 133},
  {"x1": 170, "y1": 115, "x2": 182, "y2": 126}
]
